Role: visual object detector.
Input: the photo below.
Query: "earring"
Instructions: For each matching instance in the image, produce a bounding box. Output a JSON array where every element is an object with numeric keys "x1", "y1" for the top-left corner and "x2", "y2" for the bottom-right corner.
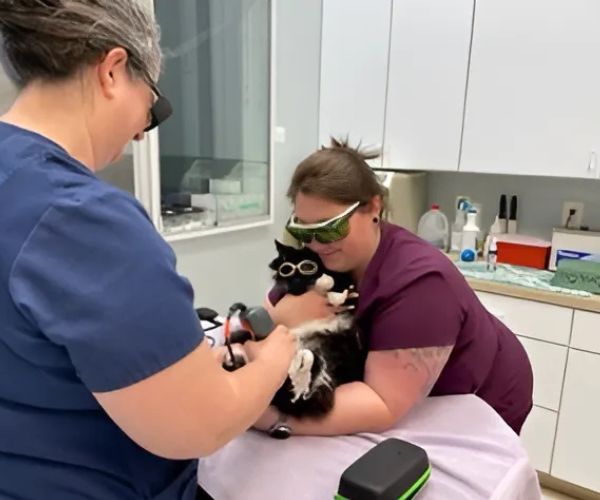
[{"x1": 373, "y1": 217, "x2": 379, "y2": 224}]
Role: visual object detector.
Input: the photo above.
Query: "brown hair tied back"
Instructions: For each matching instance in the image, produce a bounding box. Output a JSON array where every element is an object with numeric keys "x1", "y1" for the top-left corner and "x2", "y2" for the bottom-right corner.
[{"x1": 287, "y1": 137, "x2": 389, "y2": 217}]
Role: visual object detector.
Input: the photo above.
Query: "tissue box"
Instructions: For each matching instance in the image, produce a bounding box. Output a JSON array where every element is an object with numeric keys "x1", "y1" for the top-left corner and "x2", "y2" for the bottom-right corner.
[
  {"x1": 555, "y1": 249, "x2": 600, "y2": 267},
  {"x1": 549, "y1": 228, "x2": 600, "y2": 270}
]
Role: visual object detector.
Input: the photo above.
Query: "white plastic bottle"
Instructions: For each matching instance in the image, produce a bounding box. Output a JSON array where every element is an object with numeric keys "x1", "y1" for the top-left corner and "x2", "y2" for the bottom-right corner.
[
  {"x1": 450, "y1": 198, "x2": 470, "y2": 252},
  {"x1": 417, "y1": 204, "x2": 449, "y2": 251},
  {"x1": 460, "y1": 209, "x2": 479, "y2": 254}
]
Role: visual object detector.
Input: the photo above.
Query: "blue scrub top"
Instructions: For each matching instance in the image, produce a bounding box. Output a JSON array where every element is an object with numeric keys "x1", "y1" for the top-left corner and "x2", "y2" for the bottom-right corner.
[{"x1": 0, "y1": 122, "x2": 205, "y2": 499}]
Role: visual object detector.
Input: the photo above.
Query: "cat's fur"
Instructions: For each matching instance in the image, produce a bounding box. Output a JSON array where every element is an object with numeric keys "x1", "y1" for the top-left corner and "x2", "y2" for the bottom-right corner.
[{"x1": 265, "y1": 240, "x2": 367, "y2": 417}]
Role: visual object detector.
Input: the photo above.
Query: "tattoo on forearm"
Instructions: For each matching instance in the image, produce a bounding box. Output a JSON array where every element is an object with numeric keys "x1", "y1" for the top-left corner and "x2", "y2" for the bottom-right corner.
[{"x1": 395, "y1": 346, "x2": 453, "y2": 397}]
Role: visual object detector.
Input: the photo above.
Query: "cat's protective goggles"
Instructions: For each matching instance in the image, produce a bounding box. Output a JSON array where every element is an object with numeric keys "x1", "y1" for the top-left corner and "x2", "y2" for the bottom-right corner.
[
  {"x1": 278, "y1": 260, "x2": 319, "y2": 278},
  {"x1": 285, "y1": 202, "x2": 361, "y2": 244}
]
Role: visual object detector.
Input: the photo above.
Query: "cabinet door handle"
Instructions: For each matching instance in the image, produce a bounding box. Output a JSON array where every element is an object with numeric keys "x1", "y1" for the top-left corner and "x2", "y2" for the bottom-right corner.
[{"x1": 588, "y1": 150, "x2": 597, "y2": 176}]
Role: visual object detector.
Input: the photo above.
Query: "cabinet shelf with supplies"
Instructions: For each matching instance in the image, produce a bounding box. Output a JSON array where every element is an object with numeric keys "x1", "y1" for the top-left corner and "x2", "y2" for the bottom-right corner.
[{"x1": 133, "y1": 0, "x2": 275, "y2": 242}]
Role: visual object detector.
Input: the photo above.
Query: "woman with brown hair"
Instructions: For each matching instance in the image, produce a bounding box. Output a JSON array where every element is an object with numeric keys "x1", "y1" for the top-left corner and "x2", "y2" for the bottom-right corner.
[
  {"x1": 258, "y1": 138, "x2": 533, "y2": 438},
  {"x1": 0, "y1": 1, "x2": 295, "y2": 499}
]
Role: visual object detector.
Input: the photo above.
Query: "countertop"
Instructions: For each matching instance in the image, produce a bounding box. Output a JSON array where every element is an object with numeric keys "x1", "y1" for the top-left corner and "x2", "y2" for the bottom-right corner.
[
  {"x1": 465, "y1": 276, "x2": 600, "y2": 314},
  {"x1": 446, "y1": 253, "x2": 600, "y2": 314}
]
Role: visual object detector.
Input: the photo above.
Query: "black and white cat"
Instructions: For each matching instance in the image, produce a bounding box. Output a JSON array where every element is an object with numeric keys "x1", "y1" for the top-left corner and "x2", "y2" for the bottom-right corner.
[{"x1": 262, "y1": 240, "x2": 366, "y2": 418}]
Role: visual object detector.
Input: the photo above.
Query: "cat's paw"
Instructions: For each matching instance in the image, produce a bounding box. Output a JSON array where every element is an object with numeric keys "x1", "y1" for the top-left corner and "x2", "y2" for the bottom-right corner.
[
  {"x1": 289, "y1": 348, "x2": 314, "y2": 375},
  {"x1": 347, "y1": 285, "x2": 359, "y2": 300},
  {"x1": 288, "y1": 349, "x2": 314, "y2": 402},
  {"x1": 327, "y1": 285, "x2": 359, "y2": 307},
  {"x1": 332, "y1": 286, "x2": 359, "y2": 311},
  {"x1": 314, "y1": 273, "x2": 334, "y2": 293},
  {"x1": 327, "y1": 290, "x2": 348, "y2": 307}
]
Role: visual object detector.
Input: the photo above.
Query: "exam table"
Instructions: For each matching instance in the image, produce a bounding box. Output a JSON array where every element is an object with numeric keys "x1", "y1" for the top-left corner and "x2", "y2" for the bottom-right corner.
[{"x1": 197, "y1": 394, "x2": 541, "y2": 499}]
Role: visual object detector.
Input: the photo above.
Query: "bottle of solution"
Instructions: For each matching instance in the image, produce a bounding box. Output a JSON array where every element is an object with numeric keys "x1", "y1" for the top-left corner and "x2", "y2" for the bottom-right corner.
[
  {"x1": 460, "y1": 209, "x2": 479, "y2": 256},
  {"x1": 417, "y1": 204, "x2": 449, "y2": 251},
  {"x1": 486, "y1": 237, "x2": 498, "y2": 271},
  {"x1": 450, "y1": 198, "x2": 468, "y2": 252}
]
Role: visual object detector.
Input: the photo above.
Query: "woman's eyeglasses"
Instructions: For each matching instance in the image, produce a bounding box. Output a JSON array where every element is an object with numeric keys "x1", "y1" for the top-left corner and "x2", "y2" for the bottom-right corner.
[{"x1": 285, "y1": 201, "x2": 361, "y2": 244}]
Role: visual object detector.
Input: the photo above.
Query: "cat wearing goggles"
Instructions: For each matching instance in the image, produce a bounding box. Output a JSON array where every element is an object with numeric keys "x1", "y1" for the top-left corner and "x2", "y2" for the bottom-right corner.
[{"x1": 264, "y1": 240, "x2": 366, "y2": 417}]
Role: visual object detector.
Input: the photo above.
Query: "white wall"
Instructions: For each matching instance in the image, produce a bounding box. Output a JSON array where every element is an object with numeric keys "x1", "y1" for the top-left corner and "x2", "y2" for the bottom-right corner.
[
  {"x1": 171, "y1": 0, "x2": 323, "y2": 311},
  {"x1": 97, "y1": 155, "x2": 135, "y2": 194},
  {"x1": 0, "y1": 69, "x2": 16, "y2": 114}
]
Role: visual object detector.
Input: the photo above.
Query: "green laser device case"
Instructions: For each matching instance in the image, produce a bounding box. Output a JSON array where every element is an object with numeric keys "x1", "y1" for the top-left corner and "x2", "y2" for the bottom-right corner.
[{"x1": 336, "y1": 438, "x2": 431, "y2": 500}]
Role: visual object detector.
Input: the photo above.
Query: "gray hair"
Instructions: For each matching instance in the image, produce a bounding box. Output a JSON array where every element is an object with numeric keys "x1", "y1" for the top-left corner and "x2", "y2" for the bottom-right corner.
[{"x1": 0, "y1": 0, "x2": 162, "y2": 87}]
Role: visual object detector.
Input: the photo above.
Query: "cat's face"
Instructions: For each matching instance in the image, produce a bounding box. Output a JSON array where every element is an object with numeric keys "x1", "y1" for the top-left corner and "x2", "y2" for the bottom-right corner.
[{"x1": 269, "y1": 240, "x2": 326, "y2": 296}]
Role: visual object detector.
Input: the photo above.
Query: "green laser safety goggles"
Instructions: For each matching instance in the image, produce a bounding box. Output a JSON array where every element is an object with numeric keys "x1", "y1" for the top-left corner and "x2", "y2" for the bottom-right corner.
[{"x1": 285, "y1": 201, "x2": 361, "y2": 244}]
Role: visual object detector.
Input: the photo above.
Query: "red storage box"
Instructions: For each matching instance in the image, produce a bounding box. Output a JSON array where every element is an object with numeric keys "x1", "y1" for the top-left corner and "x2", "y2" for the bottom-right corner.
[{"x1": 495, "y1": 235, "x2": 551, "y2": 270}]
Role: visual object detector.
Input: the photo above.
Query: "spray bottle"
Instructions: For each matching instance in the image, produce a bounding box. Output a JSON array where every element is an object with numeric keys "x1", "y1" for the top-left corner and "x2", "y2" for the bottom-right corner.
[
  {"x1": 460, "y1": 209, "x2": 479, "y2": 256},
  {"x1": 450, "y1": 197, "x2": 470, "y2": 252}
]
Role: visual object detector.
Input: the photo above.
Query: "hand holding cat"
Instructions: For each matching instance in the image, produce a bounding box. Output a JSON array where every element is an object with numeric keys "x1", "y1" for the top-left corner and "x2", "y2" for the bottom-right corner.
[
  {"x1": 268, "y1": 289, "x2": 340, "y2": 328},
  {"x1": 242, "y1": 325, "x2": 298, "y2": 380}
]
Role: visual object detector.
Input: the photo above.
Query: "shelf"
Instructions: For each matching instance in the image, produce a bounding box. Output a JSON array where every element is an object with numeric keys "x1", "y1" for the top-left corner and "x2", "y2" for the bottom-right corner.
[{"x1": 163, "y1": 216, "x2": 273, "y2": 243}]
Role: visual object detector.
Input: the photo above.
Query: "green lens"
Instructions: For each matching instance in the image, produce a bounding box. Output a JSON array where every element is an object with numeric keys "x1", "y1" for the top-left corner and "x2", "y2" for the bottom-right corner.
[
  {"x1": 314, "y1": 217, "x2": 350, "y2": 243},
  {"x1": 285, "y1": 226, "x2": 313, "y2": 243}
]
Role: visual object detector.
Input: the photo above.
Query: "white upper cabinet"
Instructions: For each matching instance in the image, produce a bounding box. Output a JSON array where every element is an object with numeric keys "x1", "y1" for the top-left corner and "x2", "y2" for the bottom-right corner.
[
  {"x1": 460, "y1": 0, "x2": 600, "y2": 178},
  {"x1": 383, "y1": 0, "x2": 474, "y2": 171},
  {"x1": 318, "y1": 0, "x2": 392, "y2": 164}
]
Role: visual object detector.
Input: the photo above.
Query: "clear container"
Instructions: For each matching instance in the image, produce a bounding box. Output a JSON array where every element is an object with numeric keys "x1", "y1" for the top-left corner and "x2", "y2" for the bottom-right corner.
[
  {"x1": 450, "y1": 208, "x2": 466, "y2": 252},
  {"x1": 417, "y1": 204, "x2": 449, "y2": 251}
]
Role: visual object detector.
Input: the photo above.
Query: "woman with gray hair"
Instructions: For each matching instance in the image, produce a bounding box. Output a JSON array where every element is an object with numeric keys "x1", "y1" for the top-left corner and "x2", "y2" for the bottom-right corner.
[{"x1": 0, "y1": 1, "x2": 299, "y2": 499}]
